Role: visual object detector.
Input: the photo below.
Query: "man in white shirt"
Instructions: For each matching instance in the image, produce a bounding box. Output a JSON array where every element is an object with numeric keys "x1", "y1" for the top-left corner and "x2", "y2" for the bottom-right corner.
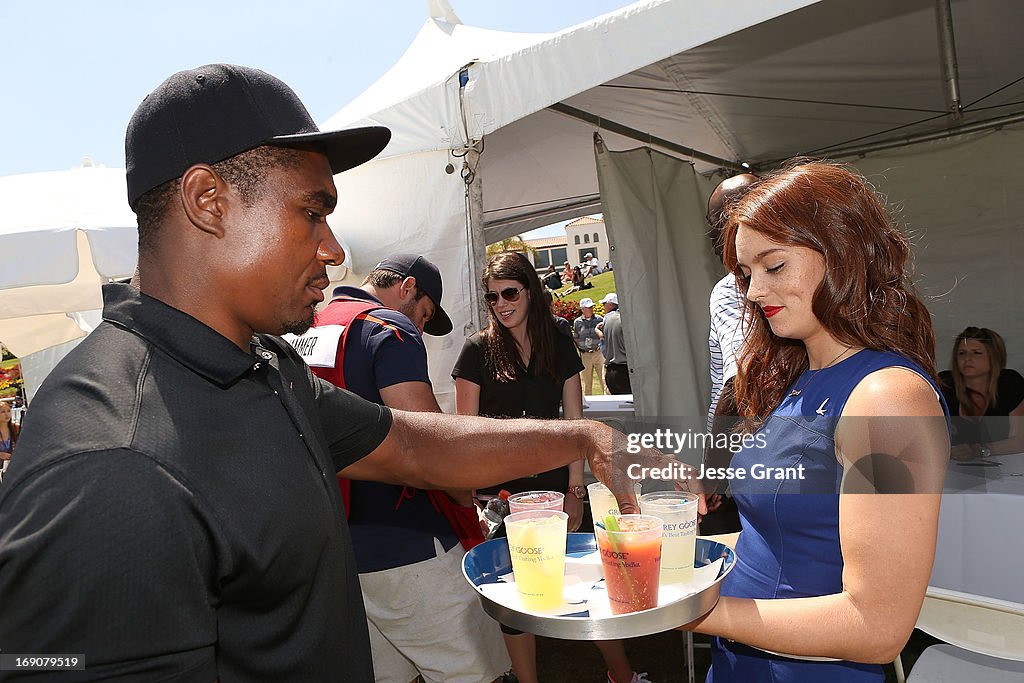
[
  {"x1": 706, "y1": 174, "x2": 759, "y2": 429},
  {"x1": 703, "y1": 174, "x2": 758, "y2": 532}
]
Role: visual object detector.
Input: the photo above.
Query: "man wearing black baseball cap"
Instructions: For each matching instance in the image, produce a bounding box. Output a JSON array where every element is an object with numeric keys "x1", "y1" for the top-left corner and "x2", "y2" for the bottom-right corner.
[
  {"x1": 0, "y1": 64, "x2": 689, "y2": 682},
  {"x1": 368, "y1": 254, "x2": 454, "y2": 336},
  {"x1": 124, "y1": 63, "x2": 392, "y2": 209}
]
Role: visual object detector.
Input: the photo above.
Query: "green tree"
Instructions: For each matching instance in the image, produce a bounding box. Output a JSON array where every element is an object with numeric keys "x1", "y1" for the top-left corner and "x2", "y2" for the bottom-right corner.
[{"x1": 486, "y1": 235, "x2": 535, "y2": 261}]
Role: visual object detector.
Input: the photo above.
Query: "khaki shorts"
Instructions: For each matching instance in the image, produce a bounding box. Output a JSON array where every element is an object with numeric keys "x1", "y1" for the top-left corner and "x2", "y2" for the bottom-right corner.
[{"x1": 359, "y1": 539, "x2": 510, "y2": 683}]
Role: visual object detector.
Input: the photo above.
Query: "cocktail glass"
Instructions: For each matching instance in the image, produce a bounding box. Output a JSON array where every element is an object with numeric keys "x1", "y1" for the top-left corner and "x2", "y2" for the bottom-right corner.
[
  {"x1": 504, "y1": 510, "x2": 569, "y2": 612},
  {"x1": 639, "y1": 491, "x2": 699, "y2": 584},
  {"x1": 508, "y1": 490, "x2": 565, "y2": 514},
  {"x1": 587, "y1": 481, "x2": 642, "y2": 528},
  {"x1": 594, "y1": 514, "x2": 663, "y2": 614}
]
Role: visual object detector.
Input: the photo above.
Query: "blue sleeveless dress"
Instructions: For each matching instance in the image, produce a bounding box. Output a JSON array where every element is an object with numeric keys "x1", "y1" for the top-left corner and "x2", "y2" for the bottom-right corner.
[{"x1": 707, "y1": 349, "x2": 943, "y2": 682}]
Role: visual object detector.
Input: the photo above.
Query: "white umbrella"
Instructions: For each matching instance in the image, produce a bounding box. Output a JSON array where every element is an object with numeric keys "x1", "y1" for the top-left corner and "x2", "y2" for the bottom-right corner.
[
  {"x1": 0, "y1": 161, "x2": 354, "y2": 360},
  {"x1": 0, "y1": 163, "x2": 136, "y2": 357}
]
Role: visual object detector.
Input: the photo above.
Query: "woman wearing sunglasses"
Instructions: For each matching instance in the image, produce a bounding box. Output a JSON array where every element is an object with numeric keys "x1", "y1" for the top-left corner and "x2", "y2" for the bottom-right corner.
[
  {"x1": 453, "y1": 251, "x2": 587, "y2": 529},
  {"x1": 453, "y1": 251, "x2": 649, "y2": 683}
]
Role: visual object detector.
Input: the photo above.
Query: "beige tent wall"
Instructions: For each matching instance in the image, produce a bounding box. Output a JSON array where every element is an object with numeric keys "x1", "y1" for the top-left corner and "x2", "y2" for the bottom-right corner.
[
  {"x1": 595, "y1": 143, "x2": 718, "y2": 420},
  {"x1": 850, "y1": 125, "x2": 1024, "y2": 372},
  {"x1": 595, "y1": 125, "x2": 1024, "y2": 422},
  {"x1": 330, "y1": 149, "x2": 474, "y2": 412}
]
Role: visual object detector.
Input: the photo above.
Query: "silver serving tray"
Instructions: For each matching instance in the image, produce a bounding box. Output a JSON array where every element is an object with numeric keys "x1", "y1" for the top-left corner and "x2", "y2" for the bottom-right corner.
[{"x1": 462, "y1": 534, "x2": 735, "y2": 640}]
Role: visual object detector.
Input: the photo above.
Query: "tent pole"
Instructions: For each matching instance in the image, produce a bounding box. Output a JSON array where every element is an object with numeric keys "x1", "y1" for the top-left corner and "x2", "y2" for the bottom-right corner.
[
  {"x1": 548, "y1": 102, "x2": 747, "y2": 173},
  {"x1": 935, "y1": 0, "x2": 963, "y2": 121},
  {"x1": 463, "y1": 146, "x2": 488, "y2": 334}
]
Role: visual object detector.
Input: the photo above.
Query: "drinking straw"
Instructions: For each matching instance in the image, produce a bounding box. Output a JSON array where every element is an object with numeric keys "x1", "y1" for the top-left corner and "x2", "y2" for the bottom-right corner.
[{"x1": 602, "y1": 515, "x2": 642, "y2": 609}]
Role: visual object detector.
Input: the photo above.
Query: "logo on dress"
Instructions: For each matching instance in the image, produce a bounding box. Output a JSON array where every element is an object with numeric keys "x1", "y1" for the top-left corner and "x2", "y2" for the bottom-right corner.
[{"x1": 815, "y1": 398, "x2": 830, "y2": 416}]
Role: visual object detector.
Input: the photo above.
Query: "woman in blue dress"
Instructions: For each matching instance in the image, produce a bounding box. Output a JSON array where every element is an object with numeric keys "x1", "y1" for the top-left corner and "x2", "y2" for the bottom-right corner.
[{"x1": 686, "y1": 161, "x2": 950, "y2": 681}]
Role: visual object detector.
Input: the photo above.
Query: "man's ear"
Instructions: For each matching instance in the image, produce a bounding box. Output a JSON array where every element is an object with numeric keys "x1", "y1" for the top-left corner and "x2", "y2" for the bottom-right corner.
[
  {"x1": 180, "y1": 164, "x2": 228, "y2": 238},
  {"x1": 399, "y1": 276, "x2": 418, "y2": 301}
]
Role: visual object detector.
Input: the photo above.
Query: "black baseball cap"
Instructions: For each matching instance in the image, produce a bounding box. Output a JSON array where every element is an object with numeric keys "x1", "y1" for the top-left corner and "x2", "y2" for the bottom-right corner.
[
  {"x1": 374, "y1": 254, "x2": 453, "y2": 336},
  {"x1": 125, "y1": 63, "x2": 391, "y2": 209}
]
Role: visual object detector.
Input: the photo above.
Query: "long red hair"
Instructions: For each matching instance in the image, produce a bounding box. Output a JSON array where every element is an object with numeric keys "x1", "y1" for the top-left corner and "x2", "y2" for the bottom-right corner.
[{"x1": 721, "y1": 160, "x2": 937, "y2": 425}]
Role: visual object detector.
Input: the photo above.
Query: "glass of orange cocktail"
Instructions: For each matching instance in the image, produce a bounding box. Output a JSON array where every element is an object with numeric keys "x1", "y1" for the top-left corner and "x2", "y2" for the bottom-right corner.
[{"x1": 594, "y1": 514, "x2": 663, "y2": 614}]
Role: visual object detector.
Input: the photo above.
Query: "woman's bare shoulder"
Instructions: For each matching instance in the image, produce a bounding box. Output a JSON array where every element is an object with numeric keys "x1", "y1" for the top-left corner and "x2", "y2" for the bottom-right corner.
[{"x1": 844, "y1": 366, "x2": 943, "y2": 418}]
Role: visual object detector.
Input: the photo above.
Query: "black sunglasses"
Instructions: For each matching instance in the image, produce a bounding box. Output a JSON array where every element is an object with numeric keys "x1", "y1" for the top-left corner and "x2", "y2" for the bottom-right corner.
[{"x1": 485, "y1": 286, "x2": 525, "y2": 305}]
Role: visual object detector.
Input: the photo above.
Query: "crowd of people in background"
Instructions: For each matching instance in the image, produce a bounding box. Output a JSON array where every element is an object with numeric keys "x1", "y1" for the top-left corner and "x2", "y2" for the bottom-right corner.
[{"x1": 549, "y1": 250, "x2": 610, "y2": 298}]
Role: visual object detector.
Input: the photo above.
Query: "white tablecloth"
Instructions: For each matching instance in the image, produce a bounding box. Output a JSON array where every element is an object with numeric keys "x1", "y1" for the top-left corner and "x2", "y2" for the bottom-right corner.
[
  {"x1": 930, "y1": 454, "x2": 1024, "y2": 603},
  {"x1": 581, "y1": 394, "x2": 635, "y2": 422}
]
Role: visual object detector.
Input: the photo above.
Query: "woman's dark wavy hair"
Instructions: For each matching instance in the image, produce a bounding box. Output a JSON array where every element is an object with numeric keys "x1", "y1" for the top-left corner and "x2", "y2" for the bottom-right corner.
[
  {"x1": 721, "y1": 160, "x2": 937, "y2": 426},
  {"x1": 480, "y1": 251, "x2": 561, "y2": 383}
]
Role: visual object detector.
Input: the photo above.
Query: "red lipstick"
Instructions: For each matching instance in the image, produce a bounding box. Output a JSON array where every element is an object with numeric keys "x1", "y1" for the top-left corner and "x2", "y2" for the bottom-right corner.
[{"x1": 762, "y1": 306, "x2": 783, "y2": 318}]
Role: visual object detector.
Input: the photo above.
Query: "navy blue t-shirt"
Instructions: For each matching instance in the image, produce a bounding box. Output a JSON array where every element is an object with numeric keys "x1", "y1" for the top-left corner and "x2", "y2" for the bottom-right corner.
[{"x1": 329, "y1": 287, "x2": 459, "y2": 572}]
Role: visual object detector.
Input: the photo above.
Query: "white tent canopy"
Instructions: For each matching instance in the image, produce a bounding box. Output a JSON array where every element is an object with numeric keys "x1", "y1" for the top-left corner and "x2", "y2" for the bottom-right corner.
[{"x1": 324, "y1": 0, "x2": 1023, "y2": 416}]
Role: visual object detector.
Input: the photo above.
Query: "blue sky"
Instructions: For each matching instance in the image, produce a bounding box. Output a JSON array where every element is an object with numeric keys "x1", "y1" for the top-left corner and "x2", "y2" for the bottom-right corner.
[{"x1": 0, "y1": 0, "x2": 630, "y2": 202}]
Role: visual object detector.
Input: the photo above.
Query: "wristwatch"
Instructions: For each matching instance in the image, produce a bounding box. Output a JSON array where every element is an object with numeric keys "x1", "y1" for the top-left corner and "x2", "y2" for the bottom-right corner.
[
  {"x1": 567, "y1": 485, "x2": 586, "y2": 499},
  {"x1": 979, "y1": 445, "x2": 992, "y2": 458}
]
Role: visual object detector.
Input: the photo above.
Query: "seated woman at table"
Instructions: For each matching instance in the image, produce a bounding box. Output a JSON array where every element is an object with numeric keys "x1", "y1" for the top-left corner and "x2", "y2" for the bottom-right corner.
[
  {"x1": 939, "y1": 326, "x2": 1024, "y2": 459},
  {"x1": 682, "y1": 160, "x2": 950, "y2": 682}
]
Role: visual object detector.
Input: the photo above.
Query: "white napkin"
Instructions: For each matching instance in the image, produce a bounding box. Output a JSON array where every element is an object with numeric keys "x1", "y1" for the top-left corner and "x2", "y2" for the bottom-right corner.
[{"x1": 477, "y1": 549, "x2": 724, "y2": 618}]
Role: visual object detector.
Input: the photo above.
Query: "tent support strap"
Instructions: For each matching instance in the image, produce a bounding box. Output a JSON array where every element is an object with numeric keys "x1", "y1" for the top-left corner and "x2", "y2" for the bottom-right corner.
[
  {"x1": 935, "y1": 0, "x2": 963, "y2": 120},
  {"x1": 783, "y1": 111, "x2": 1024, "y2": 166},
  {"x1": 547, "y1": 102, "x2": 746, "y2": 173}
]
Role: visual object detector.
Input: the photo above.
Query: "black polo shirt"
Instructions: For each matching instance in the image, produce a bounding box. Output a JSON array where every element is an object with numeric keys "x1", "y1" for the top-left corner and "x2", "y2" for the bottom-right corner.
[{"x1": 0, "y1": 284, "x2": 392, "y2": 682}]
